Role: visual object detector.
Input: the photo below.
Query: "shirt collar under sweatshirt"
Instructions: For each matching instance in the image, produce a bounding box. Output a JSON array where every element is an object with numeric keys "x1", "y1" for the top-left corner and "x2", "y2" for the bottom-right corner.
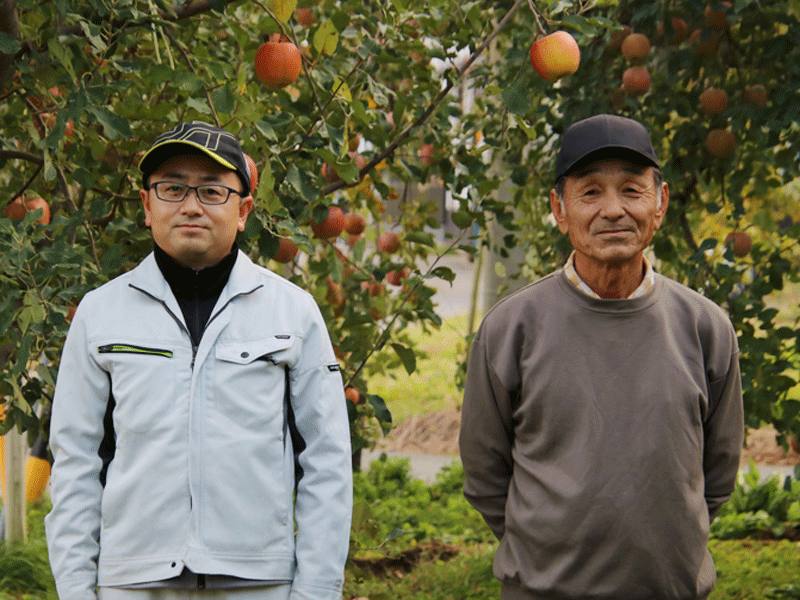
[
  {"x1": 153, "y1": 243, "x2": 238, "y2": 347},
  {"x1": 563, "y1": 250, "x2": 656, "y2": 300}
]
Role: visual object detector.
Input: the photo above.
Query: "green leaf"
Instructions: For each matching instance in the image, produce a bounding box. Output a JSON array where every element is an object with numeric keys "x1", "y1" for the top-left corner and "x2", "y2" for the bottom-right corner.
[
  {"x1": 330, "y1": 11, "x2": 350, "y2": 32},
  {"x1": 0, "y1": 32, "x2": 21, "y2": 54},
  {"x1": 78, "y1": 19, "x2": 107, "y2": 52},
  {"x1": 255, "y1": 162, "x2": 276, "y2": 202},
  {"x1": 450, "y1": 210, "x2": 473, "y2": 229},
  {"x1": 256, "y1": 119, "x2": 278, "y2": 142},
  {"x1": 286, "y1": 164, "x2": 319, "y2": 203},
  {"x1": 502, "y1": 79, "x2": 530, "y2": 116},
  {"x1": 313, "y1": 19, "x2": 339, "y2": 56},
  {"x1": 86, "y1": 107, "x2": 132, "y2": 140},
  {"x1": 173, "y1": 71, "x2": 205, "y2": 92},
  {"x1": 100, "y1": 244, "x2": 125, "y2": 275},
  {"x1": 212, "y1": 84, "x2": 236, "y2": 114},
  {"x1": 384, "y1": 528, "x2": 406, "y2": 542},
  {"x1": 333, "y1": 160, "x2": 360, "y2": 185},
  {"x1": 429, "y1": 266, "x2": 455, "y2": 283},
  {"x1": 367, "y1": 394, "x2": 392, "y2": 428},
  {"x1": 186, "y1": 97, "x2": 212, "y2": 114},
  {"x1": 14, "y1": 334, "x2": 31, "y2": 375},
  {"x1": 326, "y1": 123, "x2": 345, "y2": 157},
  {"x1": 47, "y1": 38, "x2": 76, "y2": 80},
  {"x1": 403, "y1": 231, "x2": 435, "y2": 246},
  {"x1": 391, "y1": 343, "x2": 416, "y2": 375}
]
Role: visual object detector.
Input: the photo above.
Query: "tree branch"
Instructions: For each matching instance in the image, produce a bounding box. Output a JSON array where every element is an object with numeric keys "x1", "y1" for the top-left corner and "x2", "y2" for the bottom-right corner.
[
  {"x1": 11, "y1": 0, "x2": 238, "y2": 61},
  {"x1": 161, "y1": 28, "x2": 221, "y2": 126},
  {"x1": 321, "y1": 0, "x2": 528, "y2": 196},
  {"x1": 0, "y1": 149, "x2": 44, "y2": 165},
  {"x1": 345, "y1": 229, "x2": 468, "y2": 388},
  {"x1": 0, "y1": 0, "x2": 20, "y2": 90},
  {"x1": 675, "y1": 175, "x2": 699, "y2": 253}
]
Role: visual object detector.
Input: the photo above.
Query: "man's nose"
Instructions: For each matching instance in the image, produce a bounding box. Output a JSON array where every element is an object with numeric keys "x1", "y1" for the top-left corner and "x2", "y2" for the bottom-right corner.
[
  {"x1": 599, "y1": 191, "x2": 626, "y2": 219},
  {"x1": 180, "y1": 188, "x2": 205, "y2": 214}
]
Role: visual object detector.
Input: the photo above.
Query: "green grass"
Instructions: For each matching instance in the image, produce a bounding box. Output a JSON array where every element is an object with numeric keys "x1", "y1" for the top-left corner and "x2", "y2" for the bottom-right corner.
[
  {"x1": 3, "y1": 472, "x2": 800, "y2": 600},
  {"x1": 0, "y1": 499, "x2": 57, "y2": 600},
  {"x1": 369, "y1": 314, "x2": 469, "y2": 422},
  {"x1": 345, "y1": 539, "x2": 800, "y2": 600},
  {"x1": 710, "y1": 539, "x2": 800, "y2": 600}
]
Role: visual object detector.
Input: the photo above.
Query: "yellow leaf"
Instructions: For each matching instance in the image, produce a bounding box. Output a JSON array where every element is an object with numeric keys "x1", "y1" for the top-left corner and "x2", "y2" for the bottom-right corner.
[
  {"x1": 313, "y1": 19, "x2": 339, "y2": 56},
  {"x1": 269, "y1": 0, "x2": 297, "y2": 23},
  {"x1": 331, "y1": 78, "x2": 352, "y2": 102}
]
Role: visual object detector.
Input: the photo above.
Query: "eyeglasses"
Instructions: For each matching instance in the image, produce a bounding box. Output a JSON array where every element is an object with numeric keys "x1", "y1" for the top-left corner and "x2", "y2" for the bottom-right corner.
[{"x1": 150, "y1": 181, "x2": 243, "y2": 205}]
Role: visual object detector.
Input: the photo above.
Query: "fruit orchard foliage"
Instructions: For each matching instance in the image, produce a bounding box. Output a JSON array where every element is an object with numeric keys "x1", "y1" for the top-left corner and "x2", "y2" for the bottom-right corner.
[{"x1": 0, "y1": 0, "x2": 799, "y2": 456}]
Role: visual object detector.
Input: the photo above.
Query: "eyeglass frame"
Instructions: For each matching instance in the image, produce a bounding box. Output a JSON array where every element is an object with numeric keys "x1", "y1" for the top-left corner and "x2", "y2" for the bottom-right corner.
[{"x1": 147, "y1": 180, "x2": 245, "y2": 206}]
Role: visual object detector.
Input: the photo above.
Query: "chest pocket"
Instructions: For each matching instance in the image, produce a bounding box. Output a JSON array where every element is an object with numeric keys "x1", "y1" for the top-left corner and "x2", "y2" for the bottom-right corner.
[
  {"x1": 96, "y1": 342, "x2": 178, "y2": 434},
  {"x1": 213, "y1": 336, "x2": 295, "y2": 428}
]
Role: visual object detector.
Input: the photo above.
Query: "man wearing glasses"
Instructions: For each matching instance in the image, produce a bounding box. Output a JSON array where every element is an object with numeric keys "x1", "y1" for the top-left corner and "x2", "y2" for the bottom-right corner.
[{"x1": 45, "y1": 122, "x2": 353, "y2": 600}]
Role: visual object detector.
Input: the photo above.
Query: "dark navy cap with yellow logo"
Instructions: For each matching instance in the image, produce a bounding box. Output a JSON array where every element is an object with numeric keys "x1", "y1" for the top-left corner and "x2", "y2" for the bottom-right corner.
[{"x1": 139, "y1": 121, "x2": 251, "y2": 194}]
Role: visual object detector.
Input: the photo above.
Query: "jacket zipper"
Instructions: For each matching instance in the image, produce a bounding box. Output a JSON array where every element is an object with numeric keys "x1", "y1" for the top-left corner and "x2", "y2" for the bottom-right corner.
[
  {"x1": 128, "y1": 283, "x2": 263, "y2": 371},
  {"x1": 97, "y1": 343, "x2": 174, "y2": 358}
]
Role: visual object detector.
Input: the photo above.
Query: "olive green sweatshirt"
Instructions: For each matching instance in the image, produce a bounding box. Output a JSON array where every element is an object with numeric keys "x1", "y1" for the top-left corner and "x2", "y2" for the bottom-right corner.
[{"x1": 459, "y1": 269, "x2": 743, "y2": 600}]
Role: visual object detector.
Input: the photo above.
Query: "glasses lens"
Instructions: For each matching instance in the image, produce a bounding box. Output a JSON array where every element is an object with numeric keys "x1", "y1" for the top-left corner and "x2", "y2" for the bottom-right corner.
[
  {"x1": 197, "y1": 185, "x2": 230, "y2": 205},
  {"x1": 156, "y1": 182, "x2": 188, "y2": 202}
]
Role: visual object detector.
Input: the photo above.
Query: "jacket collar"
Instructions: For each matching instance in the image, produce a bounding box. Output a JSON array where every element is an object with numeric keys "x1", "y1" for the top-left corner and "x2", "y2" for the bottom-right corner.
[{"x1": 129, "y1": 246, "x2": 263, "y2": 304}]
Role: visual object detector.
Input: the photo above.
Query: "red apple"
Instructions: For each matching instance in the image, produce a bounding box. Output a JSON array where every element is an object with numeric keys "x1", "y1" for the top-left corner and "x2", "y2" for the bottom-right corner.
[
  {"x1": 344, "y1": 212, "x2": 367, "y2": 235},
  {"x1": 529, "y1": 31, "x2": 581, "y2": 82},
  {"x1": 386, "y1": 267, "x2": 409, "y2": 286},
  {"x1": 273, "y1": 238, "x2": 299, "y2": 263},
  {"x1": 724, "y1": 231, "x2": 752, "y2": 257},
  {"x1": 4, "y1": 196, "x2": 51, "y2": 225},
  {"x1": 378, "y1": 231, "x2": 401, "y2": 254},
  {"x1": 311, "y1": 206, "x2": 346, "y2": 239}
]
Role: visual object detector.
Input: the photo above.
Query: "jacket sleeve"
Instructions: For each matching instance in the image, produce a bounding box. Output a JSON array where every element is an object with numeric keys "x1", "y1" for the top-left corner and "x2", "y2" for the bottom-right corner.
[
  {"x1": 703, "y1": 321, "x2": 744, "y2": 522},
  {"x1": 44, "y1": 299, "x2": 109, "y2": 600},
  {"x1": 459, "y1": 326, "x2": 515, "y2": 541},
  {"x1": 287, "y1": 294, "x2": 353, "y2": 600}
]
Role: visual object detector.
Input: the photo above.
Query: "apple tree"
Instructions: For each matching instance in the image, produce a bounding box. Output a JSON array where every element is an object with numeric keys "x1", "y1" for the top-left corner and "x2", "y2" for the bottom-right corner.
[
  {"x1": 483, "y1": 0, "x2": 800, "y2": 449},
  {"x1": 1, "y1": 0, "x2": 799, "y2": 477}
]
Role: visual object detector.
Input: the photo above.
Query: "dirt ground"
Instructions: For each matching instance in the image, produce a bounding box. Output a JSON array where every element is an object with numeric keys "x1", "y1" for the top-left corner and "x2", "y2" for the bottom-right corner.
[{"x1": 376, "y1": 408, "x2": 800, "y2": 467}]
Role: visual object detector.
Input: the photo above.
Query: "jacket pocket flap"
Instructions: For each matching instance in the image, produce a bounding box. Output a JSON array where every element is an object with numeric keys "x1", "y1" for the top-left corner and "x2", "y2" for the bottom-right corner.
[{"x1": 216, "y1": 336, "x2": 294, "y2": 364}]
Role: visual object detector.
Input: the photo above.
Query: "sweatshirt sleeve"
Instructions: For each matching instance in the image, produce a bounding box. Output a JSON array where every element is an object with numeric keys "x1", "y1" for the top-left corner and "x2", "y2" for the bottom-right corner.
[
  {"x1": 44, "y1": 300, "x2": 108, "y2": 600},
  {"x1": 459, "y1": 327, "x2": 516, "y2": 540},
  {"x1": 287, "y1": 294, "x2": 353, "y2": 600},
  {"x1": 703, "y1": 321, "x2": 744, "y2": 522}
]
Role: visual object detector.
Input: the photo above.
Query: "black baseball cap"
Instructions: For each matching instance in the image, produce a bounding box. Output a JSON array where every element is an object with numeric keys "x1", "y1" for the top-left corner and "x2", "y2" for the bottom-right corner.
[
  {"x1": 139, "y1": 121, "x2": 252, "y2": 194},
  {"x1": 554, "y1": 114, "x2": 659, "y2": 183}
]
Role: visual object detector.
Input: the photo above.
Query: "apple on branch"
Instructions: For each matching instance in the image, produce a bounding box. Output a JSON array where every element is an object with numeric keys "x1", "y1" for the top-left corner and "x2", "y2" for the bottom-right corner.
[{"x1": 529, "y1": 31, "x2": 580, "y2": 82}]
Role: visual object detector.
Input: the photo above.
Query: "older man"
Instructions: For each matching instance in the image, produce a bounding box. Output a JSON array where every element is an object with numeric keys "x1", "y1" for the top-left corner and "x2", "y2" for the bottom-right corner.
[
  {"x1": 460, "y1": 114, "x2": 743, "y2": 600},
  {"x1": 46, "y1": 121, "x2": 352, "y2": 600}
]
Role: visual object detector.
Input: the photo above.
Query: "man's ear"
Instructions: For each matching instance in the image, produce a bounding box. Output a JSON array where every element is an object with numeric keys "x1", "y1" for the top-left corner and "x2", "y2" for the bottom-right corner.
[
  {"x1": 141, "y1": 189, "x2": 152, "y2": 228},
  {"x1": 238, "y1": 195, "x2": 254, "y2": 232},
  {"x1": 550, "y1": 188, "x2": 569, "y2": 234},
  {"x1": 654, "y1": 182, "x2": 669, "y2": 230}
]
